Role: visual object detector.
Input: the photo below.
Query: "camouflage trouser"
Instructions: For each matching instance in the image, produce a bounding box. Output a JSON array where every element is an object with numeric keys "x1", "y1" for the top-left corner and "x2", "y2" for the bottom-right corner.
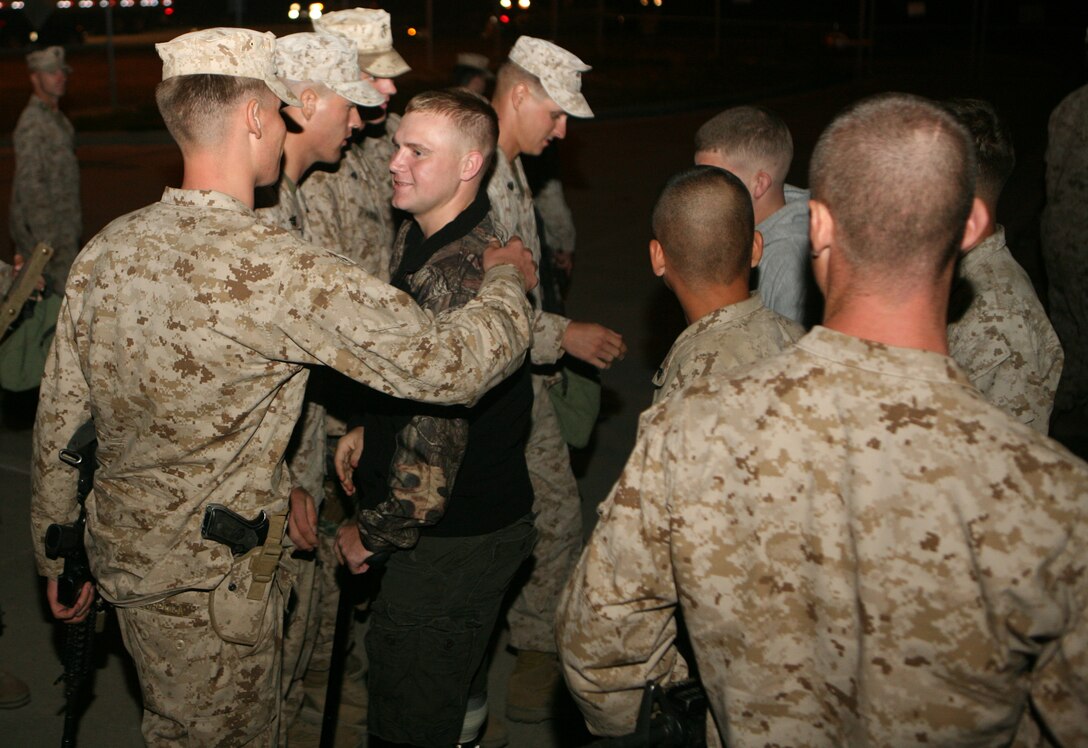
[
  {"x1": 279, "y1": 551, "x2": 321, "y2": 730},
  {"x1": 505, "y1": 373, "x2": 584, "y2": 653},
  {"x1": 115, "y1": 586, "x2": 283, "y2": 747}
]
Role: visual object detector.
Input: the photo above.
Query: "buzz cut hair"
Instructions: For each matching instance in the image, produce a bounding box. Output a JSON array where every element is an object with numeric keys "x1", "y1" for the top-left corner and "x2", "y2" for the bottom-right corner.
[
  {"x1": 405, "y1": 88, "x2": 499, "y2": 167},
  {"x1": 942, "y1": 97, "x2": 1015, "y2": 206},
  {"x1": 652, "y1": 165, "x2": 755, "y2": 287},
  {"x1": 809, "y1": 92, "x2": 976, "y2": 286},
  {"x1": 494, "y1": 60, "x2": 548, "y2": 101},
  {"x1": 694, "y1": 106, "x2": 794, "y2": 183},
  {"x1": 155, "y1": 74, "x2": 271, "y2": 148}
]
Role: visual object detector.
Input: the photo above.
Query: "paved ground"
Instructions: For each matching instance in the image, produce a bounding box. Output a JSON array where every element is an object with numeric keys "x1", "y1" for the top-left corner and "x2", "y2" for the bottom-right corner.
[{"x1": 0, "y1": 22, "x2": 1085, "y2": 748}]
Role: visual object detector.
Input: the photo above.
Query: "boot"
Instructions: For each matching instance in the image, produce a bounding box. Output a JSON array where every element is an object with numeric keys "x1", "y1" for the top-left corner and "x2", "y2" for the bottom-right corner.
[
  {"x1": 0, "y1": 670, "x2": 29, "y2": 709},
  {"x1": 505, "y1": 650, "x2": 560, "y2": 723}
]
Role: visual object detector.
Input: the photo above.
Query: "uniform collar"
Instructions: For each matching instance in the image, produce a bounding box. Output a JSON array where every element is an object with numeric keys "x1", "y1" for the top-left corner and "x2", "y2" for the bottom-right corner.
[
  {"x1": 161, "y1": 187, "x2": 255, "y2": 215},
  {"x1": 796, "y1": 326, "x2": 975, "y2": 389}
]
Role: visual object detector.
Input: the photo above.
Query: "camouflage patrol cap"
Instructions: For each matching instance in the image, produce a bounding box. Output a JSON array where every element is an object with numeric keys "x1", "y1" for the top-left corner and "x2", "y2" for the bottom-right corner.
[
  {"x1": 275, "y1": 33, "x2": 383, "y2": 107},
  {"x1": 156, "y1": 28, "x2": 301, "y2": 107},
  {"x1": 508, "y1": 36, "x2": 593, "y2": 119},
  {"x1": 313, "y1": 8, "x2": 411, "y2": 79},
  {"x1": 26, "y1": 46, "x2": 70, "y2": 74}
]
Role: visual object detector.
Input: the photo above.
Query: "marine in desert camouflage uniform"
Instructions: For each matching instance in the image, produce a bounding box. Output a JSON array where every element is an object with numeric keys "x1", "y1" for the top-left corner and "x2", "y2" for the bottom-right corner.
[
  {"x1": 487, "y1": 36, "x2": 627, "y2": 724},
  {"x1": 31, "y1": 28, "x2": 535, "y2": 747},
  {"x1": 9, "y1": 46, "x2": 81, "y2": 294},
  {"x1": 944, "y1": 98, "x2": 1063, "y2": 434},
  {"x1": 283, "y1": 11, "x2": 413, "y2": 740},
  {"x1": 303, "y1": 7, "x2": 409, "y2": 281},
  {"x1": 1042, "y1": 82, "x2": 1088, "y2": 443},
  {"x1": 647, "y1": 165, "x2": 802, "y2": 404},
  {"x1": 558, "y1": 93, "x2": 1088, "y2": 746},
  {"x1": 252, "y1": 31, "x2": 380, "y2": 741}
]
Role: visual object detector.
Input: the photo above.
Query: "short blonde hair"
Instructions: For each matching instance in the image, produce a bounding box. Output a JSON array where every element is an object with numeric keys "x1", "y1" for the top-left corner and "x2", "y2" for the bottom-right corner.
[{"x1": 155, "y1": 74, "x2": 270, "y2": 147}]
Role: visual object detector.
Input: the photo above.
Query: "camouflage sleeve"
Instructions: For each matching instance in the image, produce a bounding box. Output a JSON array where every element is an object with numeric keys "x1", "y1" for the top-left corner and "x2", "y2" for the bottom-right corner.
[
  {"x1": 30, "y1": 292, "x2": 92, "y2": 579},
  {"x1": 955, "y1": 320, "x2": 1061, "y2": 433},
  {"x1": 285, "y1": 398, "x2": 327, "y2": 500},
  {"x1": 272, "y1": 251, "x2": 532, "y2": 406},
  {"x1": 531, "y1": 310, "x2": 571, "y2": 365},
  {"x1": 356, "y1": 263, "x2": 476, "y2": 553},
  {"x1": 557, "y1": 405, "x2": 690, "y2": 736},
  {"x1": 1021, "y1": 498, "x2": 1088, "y2": 742},
  {"x1": 534, "y1": 179, "x2": 576, "y2": 255}
]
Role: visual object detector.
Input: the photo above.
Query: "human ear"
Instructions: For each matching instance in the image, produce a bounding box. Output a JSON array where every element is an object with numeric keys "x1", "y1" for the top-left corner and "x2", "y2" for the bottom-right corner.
[
  {"x1": 959, "y1": 197, "x2": 988, "y2": 253},
  {"x1": 648, "y1": 239, "x2": 666, "y2": 278},
  {"x1": 750, "y1": 230, "x2": 764, "y2": 268},
  {"x1": 461, "y1": 150, "x2": 485, "y2": 181},
  {"x1": 751, "y1": 170, "x2": 772, "y2": 201}
]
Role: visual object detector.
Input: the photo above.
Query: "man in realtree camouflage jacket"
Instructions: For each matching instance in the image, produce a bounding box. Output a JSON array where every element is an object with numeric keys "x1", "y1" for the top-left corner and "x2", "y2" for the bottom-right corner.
[
  {"x1": 558, "y1": 93, "x2": 1088, "y2": 747},
  {"x1": 335, "y1": 89, "x2": 537, "y2": 748}
]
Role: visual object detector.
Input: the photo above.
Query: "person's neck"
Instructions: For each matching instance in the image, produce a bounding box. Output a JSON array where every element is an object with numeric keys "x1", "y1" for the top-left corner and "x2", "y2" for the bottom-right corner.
[
  {"x1": 281, "y1": 138, "x2": 310, "y2": 186},
  {"x1": 675, "y1": 278, "x2": 751, "y2": 326},
  {"x1": 497, "y1": 129, "x2": 520, "y2": 165},
  {"x1": 822, "y1": 280, "x2": 952, "y2": 355},
  {"x1": 180, "y1": 150, "x2": 258, "y2": 209},
  {"x1": 33, "y1": 90, "x2": 59, "y2": 111},
  {"x1": 754, "y1": 187, "x2": 786, "y2": 225},
  {"x1": 416, "y1": 188, "x2": 477, "y2": 239}
]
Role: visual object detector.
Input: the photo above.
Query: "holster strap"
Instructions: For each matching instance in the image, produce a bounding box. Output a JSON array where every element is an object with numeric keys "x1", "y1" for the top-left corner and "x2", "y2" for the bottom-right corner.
[{"x1": 247, "y1": 512, "x2": 287, "y2": 601}]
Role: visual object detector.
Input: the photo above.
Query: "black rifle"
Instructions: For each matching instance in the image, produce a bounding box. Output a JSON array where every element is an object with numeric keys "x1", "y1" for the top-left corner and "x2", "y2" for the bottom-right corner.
[
  {"x1": 589, "y1": 679, "x2": 708, "y2": 748},
  {"x1": 43, "y1": 420, "x2": 101, "y2": 748}
]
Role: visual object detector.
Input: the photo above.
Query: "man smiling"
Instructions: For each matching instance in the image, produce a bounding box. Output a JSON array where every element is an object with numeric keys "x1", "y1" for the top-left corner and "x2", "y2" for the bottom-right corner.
[{"x1": 334, "y1": 89, "x2": 537, "y2": 748}]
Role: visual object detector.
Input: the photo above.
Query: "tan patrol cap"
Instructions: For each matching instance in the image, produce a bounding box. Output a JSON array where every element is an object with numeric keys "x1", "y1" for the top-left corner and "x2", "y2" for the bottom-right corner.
[
  {"x1": 26, "y1": 46, "x2": 70, "y2": 74},
  {"x1": 508, "y1": 36, "x2": 593, "y2": 119},
  {"x1": 313, "y1": 8, "x2": 411, "y2": 79},
  {"x1": 275, "y1": 33, "x2": 383, "y2": 107},
  {"x1": 156, "y1": 28, "x2": 301, "y2": 107}
]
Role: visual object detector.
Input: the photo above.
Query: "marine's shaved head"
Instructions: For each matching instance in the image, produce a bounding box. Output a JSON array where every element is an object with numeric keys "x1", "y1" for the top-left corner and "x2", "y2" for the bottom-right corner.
[
  {"x1": 810, "y1": 92, "x2": 975, "y2": 287},
  {"x1": 652, "y1": 165, "x2": 755, "y2": 287}
]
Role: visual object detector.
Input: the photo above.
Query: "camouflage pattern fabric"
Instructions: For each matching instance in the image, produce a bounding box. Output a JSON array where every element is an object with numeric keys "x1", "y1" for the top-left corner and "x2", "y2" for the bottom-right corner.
[
  {"x1": 256, "y1": 173, "x2": 310, "y2": 244},
  {"x1": 1041, "y1": 83, "x2": 1088, "y2": 425},
  {"x1": 488, "y1": 151, "x2": 582, "y2": 652},
  {"x1": 353, "y1": 213, "x2": 497, "y2": 552},
  {"x1": 31, "y1": 187, "x2": 532, "y2": 599},
  {"x1": 534, "y1": 178, "x2": 576, "y2": 256},
  {"x1": 558, "y1": 326, "x2": 1088, "y2": 746},
  {"x1": 947, "y1": 226, "x2": 1063, "y2": 433},
  {"x1": 488, "y1": 151, "x2": 569, "y2": 361},
  {"x1": 255, "y1": 174, "x2": 330, "y2": 729},
  {"x1": 300, "y1": 115, "x2": 400, "y2": 282},
  {"x1": 9, "y1": 96, "x2": 81, "y2": 292},
  {"x1": 651, "y1": 292, "x2": 803, "y2": 404},
  {"x1": 115, "y1": 587, "x2": 284, "y2": 746}
]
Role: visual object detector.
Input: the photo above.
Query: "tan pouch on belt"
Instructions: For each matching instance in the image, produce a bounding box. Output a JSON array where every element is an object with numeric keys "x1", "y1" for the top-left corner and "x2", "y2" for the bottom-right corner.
[{"x1": 209, "y1": 512, "x2": 287, "y2": 646}]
